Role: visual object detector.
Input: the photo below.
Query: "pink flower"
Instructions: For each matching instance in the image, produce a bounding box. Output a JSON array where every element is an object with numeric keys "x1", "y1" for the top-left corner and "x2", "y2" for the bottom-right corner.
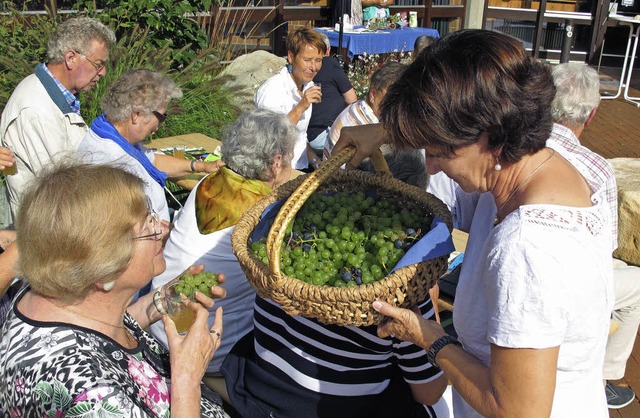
[
  {"x1": 126, "y1": 354, "x2": 170, "y2": 413},
  {"x1": 9, "y1": 408, "x2": 22, "y2": 418}
]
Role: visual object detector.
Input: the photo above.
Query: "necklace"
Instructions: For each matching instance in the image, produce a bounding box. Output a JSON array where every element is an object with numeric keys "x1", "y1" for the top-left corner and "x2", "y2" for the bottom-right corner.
[
  {"x1": 493, "y1": 149, "x2": 556, "y2": 225},
  {"x1": 46, "y1": 298, "x2": 137, "y2": 347},
  {"x1": 56, "y1": 303, "x2": 126, "y2": 330}
]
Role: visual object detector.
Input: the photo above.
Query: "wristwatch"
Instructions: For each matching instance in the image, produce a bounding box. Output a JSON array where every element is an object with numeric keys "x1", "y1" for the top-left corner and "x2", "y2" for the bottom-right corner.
[{"x1": 426, "y1": 335, "x2": 462, "y2": 368}]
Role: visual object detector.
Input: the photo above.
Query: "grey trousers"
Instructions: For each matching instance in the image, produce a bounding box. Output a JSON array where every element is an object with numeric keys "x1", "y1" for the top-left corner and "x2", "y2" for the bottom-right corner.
[{"x1": 604, "y1": 259, "x2": 640, "y2": 380}]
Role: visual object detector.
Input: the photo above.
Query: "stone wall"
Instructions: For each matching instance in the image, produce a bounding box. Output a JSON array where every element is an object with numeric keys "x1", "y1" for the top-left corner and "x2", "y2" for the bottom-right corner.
[{"x1": 610, "y1": 158, "x2": 640, "y2": 266}]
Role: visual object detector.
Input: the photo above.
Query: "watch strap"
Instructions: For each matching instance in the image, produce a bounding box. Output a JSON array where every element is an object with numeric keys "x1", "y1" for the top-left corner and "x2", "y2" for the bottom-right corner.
[{"x1": 426, "y1": 335, "x2": 461, "y2": 368}]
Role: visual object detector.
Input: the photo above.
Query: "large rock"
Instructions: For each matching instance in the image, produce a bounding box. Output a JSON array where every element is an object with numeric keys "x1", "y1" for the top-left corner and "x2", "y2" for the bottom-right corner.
[
  {"x1": 610, "y1": 158, "x2": 640, "y2": 266},
  {"x1": 217, "y1": 51, "x2": 286, "y2": 112}
]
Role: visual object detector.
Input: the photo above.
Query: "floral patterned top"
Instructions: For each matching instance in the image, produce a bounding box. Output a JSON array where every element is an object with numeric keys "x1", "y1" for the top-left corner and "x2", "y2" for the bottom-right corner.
[{"x1": 0, "y1": 288, "x2": 225, "y2": 418}]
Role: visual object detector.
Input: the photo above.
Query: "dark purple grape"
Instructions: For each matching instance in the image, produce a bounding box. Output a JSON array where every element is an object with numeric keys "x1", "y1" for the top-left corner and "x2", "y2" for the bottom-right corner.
[
  {"x1": 292, "y1": 231, "x2": 301, "y2": 240},
  {"x1": 354, "y1": 275, "x2": 362, "y2": 285},
  {"x1": 341, "y1": 271, "x2": 352, "y2": 283},
  {"x1": 394, "y1": 239, "x2": 404, "y2": 249},
  {"x1": 303, "y1": 232, "x2": 312, "y2": 241},
  {"x1": 406, "y1": 228, "x2": 416, "y2": 237},
  {"x1": 302, "y1": 243, "x2": 311, "y2": 252},
  {"x1": 310, "y1": 224, "x2": 318, "y2": 233}
]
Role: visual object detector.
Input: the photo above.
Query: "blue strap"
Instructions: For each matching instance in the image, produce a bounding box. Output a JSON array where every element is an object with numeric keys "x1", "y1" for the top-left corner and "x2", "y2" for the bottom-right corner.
[{"x1": 90, "y1": 114, "x2": 167, "y2": 187}]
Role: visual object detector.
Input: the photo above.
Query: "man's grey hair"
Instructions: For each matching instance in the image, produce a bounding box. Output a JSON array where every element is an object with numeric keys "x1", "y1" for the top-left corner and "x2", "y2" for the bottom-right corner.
[
  {"x1": 222, "y1": 109, "x2": 297, "y2": 181},
  {"x1": 47, "y1": 17, "x2": 116, "y2": 63},
  {"x1": 551, "y1": 62, "x2": 601, "y2": 127},
  {"x1": 100, "y1": 69, "x2": 182, "y2": 122},
  {"x1": 318, "y1": 32, "x2": 331, "y2": 49}
]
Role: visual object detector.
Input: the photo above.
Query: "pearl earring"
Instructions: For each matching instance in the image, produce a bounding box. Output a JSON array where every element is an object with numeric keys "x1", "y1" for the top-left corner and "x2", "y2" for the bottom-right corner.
[
  {"x1": 102, "y1": 280, "x2": 116, "y2": 291},
  {"x1": 494, "y1": 156, "x2": 502, "y2": 171}
]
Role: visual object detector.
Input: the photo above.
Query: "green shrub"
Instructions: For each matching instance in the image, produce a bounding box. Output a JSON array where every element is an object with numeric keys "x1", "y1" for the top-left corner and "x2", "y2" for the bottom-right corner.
[
  {"x1": 0, "y1": 2, "x2": 58, "y2": 107},
  {"x1": 73, "y1": 0, "x2": 212, "y2": 68},
  {"x1": 0, "y1": 1, "x2": 239, "y2": 139},
  {"x1": 346, "y1": 50, "x2": 412, "y2": 100}
]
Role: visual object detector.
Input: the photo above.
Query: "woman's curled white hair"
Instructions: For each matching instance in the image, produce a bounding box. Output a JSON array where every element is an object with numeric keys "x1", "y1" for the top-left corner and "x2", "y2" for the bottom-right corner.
[{"x1": 221, "y1": 109, "x2": 296, "y2": 181}]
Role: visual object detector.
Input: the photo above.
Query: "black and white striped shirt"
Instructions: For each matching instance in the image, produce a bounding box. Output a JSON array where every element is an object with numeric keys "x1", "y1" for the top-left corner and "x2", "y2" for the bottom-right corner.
[{"x1": 253, "y1": 295, "x2": 443, "y2": 397}]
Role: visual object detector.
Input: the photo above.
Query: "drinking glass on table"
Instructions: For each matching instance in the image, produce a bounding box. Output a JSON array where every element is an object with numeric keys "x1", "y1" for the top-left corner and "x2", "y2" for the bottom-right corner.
[
  {"x1": 164, "y1": 282, "x2": 196, "y2": 334},
  {"x1": 173, "y1": 145, "x2": 186, "y2": 159}
]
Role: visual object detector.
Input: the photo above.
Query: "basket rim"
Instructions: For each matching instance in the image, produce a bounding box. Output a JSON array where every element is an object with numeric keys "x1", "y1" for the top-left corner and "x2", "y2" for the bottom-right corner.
[{"x1": 231, "y1": 168, "x2": 453, "y2": 325}]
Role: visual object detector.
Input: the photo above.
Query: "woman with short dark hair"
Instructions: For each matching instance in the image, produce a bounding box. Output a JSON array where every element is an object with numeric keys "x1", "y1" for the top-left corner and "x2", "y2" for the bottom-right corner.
[
  {"x1": 255, "y1": 27, "x2": 325, "y2": 171},
  {"x1": 335, "y1": 29, "x2": 613, "y2": 417}
]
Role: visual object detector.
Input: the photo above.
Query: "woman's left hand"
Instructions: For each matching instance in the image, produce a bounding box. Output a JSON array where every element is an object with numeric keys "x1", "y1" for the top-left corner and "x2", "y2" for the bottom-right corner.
[
  {"x1": 142, "y1": 265, "x2": 227, "y2": 325},
  {"x1": 165, "y1": 264, "x2": 227, "y2": 305},
  {"x1": 197, "y1": 160, "x2": 225, "y2": 174},
  {"x1": 372, "y1": 300, "x2": 446, "y2": 349}
]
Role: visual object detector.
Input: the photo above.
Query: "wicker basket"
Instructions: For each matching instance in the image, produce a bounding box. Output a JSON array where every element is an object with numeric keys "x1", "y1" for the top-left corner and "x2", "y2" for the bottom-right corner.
[{"x1": 231, "y1": 147, "x2": 453, "y2": 326}]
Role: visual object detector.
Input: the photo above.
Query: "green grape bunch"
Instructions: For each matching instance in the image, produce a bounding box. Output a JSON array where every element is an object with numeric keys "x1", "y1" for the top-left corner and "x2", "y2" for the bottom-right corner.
[
  {"x1": 175, "y1": 271, "x2": 220, "y2": 298},
  {"x1": 250, "y1": 192, "x2": 433, "y2": 287}
]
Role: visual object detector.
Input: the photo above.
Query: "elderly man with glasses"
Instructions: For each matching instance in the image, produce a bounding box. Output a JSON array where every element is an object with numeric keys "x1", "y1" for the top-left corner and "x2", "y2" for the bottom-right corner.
[{"x1": 0, "y1": 17, "x2": 116, "y2": 223}]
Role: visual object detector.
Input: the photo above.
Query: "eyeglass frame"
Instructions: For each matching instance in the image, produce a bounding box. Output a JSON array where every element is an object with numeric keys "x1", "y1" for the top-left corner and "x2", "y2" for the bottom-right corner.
[
  {"x1": 152, "y1": 110, "x2": 168, "y2": 125},
  {"x1": 132, "y1": 211, "x2": 162, "y2": 241},
  {"x1": 72, "y1": 49, "x2": 106, "y2": 73}
]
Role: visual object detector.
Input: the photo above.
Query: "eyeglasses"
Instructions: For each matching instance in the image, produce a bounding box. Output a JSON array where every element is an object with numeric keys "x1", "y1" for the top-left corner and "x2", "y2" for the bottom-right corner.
[
  {"x1": 152, "y1": 110, "x2": 168, "y2": 125},
  {"x1": 132, "y1": 211, "x2": 162, "y2": 241},
  {"x1": 73, "y1": 50, "x2": 105, "y2": 73}
]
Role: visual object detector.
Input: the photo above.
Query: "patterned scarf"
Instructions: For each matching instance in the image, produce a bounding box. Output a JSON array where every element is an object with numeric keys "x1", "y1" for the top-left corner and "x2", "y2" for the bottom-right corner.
[{"x1": 196, "y1": 166, "x2": 272, "y2": 234}]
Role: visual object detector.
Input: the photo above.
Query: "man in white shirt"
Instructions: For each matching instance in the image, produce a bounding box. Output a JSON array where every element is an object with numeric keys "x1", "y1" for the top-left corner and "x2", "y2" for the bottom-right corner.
[
  {"x1": 551, "y1": 62, "x2": 640, "y2": 410},
  {"x1": 0, "y1": 17, "x2": 115, "y2": 222}
]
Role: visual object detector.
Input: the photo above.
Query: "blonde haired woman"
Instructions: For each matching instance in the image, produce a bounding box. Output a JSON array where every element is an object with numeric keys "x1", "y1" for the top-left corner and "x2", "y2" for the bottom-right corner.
[{"x1": 0, "y1": 163, "x2": 226, "y2": 417}]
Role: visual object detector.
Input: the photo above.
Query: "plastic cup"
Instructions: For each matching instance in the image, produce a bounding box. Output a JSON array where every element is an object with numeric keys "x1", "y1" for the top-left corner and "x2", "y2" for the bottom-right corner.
[
  {"x1": 173, "y1": 145, "x2": 186, "y2": 159},
  {"x1": 165, "y1": 282, "x2": 196, "y2": 334}
]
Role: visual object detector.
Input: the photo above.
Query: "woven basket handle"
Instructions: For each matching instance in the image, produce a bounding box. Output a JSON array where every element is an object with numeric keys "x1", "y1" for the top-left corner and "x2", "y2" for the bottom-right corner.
[{"x1": 266, "y1": 146, "x2": 389, "y2": 278}]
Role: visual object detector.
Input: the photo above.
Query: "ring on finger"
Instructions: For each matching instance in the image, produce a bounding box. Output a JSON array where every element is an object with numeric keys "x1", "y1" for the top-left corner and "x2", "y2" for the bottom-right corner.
[{"x1": 210, "y1": 329, "x2": 221, "y2": 339}]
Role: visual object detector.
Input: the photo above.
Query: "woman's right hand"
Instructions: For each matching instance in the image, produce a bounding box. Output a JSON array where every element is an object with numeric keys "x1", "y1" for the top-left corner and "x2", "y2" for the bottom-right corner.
[
  {"x1": 332, "y1": 124, "x2": 387, "y2": 169},
  {"x1": 302, "y1": 85, "x2": 322, "y2": 107},
  {"x1": 372, "y1": 300, "x2": 446, "y2": 349},
  {"x1": 164, "y1": 303, "x2": 223, "y2": 381}
]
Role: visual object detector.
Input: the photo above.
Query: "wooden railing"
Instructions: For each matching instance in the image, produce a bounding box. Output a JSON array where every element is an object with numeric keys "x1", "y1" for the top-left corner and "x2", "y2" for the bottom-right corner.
[{"x1": 196, "y1": 0, "x2": 467, "y2": 56}]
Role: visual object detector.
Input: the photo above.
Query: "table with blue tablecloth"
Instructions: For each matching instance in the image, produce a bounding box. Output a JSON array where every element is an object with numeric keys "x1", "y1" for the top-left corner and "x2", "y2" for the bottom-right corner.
[{"x1": 316, "y1": 26, "x2": 439, "y2": 59}]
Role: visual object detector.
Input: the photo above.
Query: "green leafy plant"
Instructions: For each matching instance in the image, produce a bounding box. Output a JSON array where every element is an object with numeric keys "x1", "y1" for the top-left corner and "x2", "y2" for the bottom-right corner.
[
  {"x1": 73, "y1": 0, "x2": 212, "y2": 68},
  {"x1": 0, "y1": 1, "x2": 59, "y2": 107},
  {"x1": 346, "y1": 50, "x2": 412, "y2": 100},
  {"x1": 366, "y1": 13, "x2": 408, "y2": 30}
]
